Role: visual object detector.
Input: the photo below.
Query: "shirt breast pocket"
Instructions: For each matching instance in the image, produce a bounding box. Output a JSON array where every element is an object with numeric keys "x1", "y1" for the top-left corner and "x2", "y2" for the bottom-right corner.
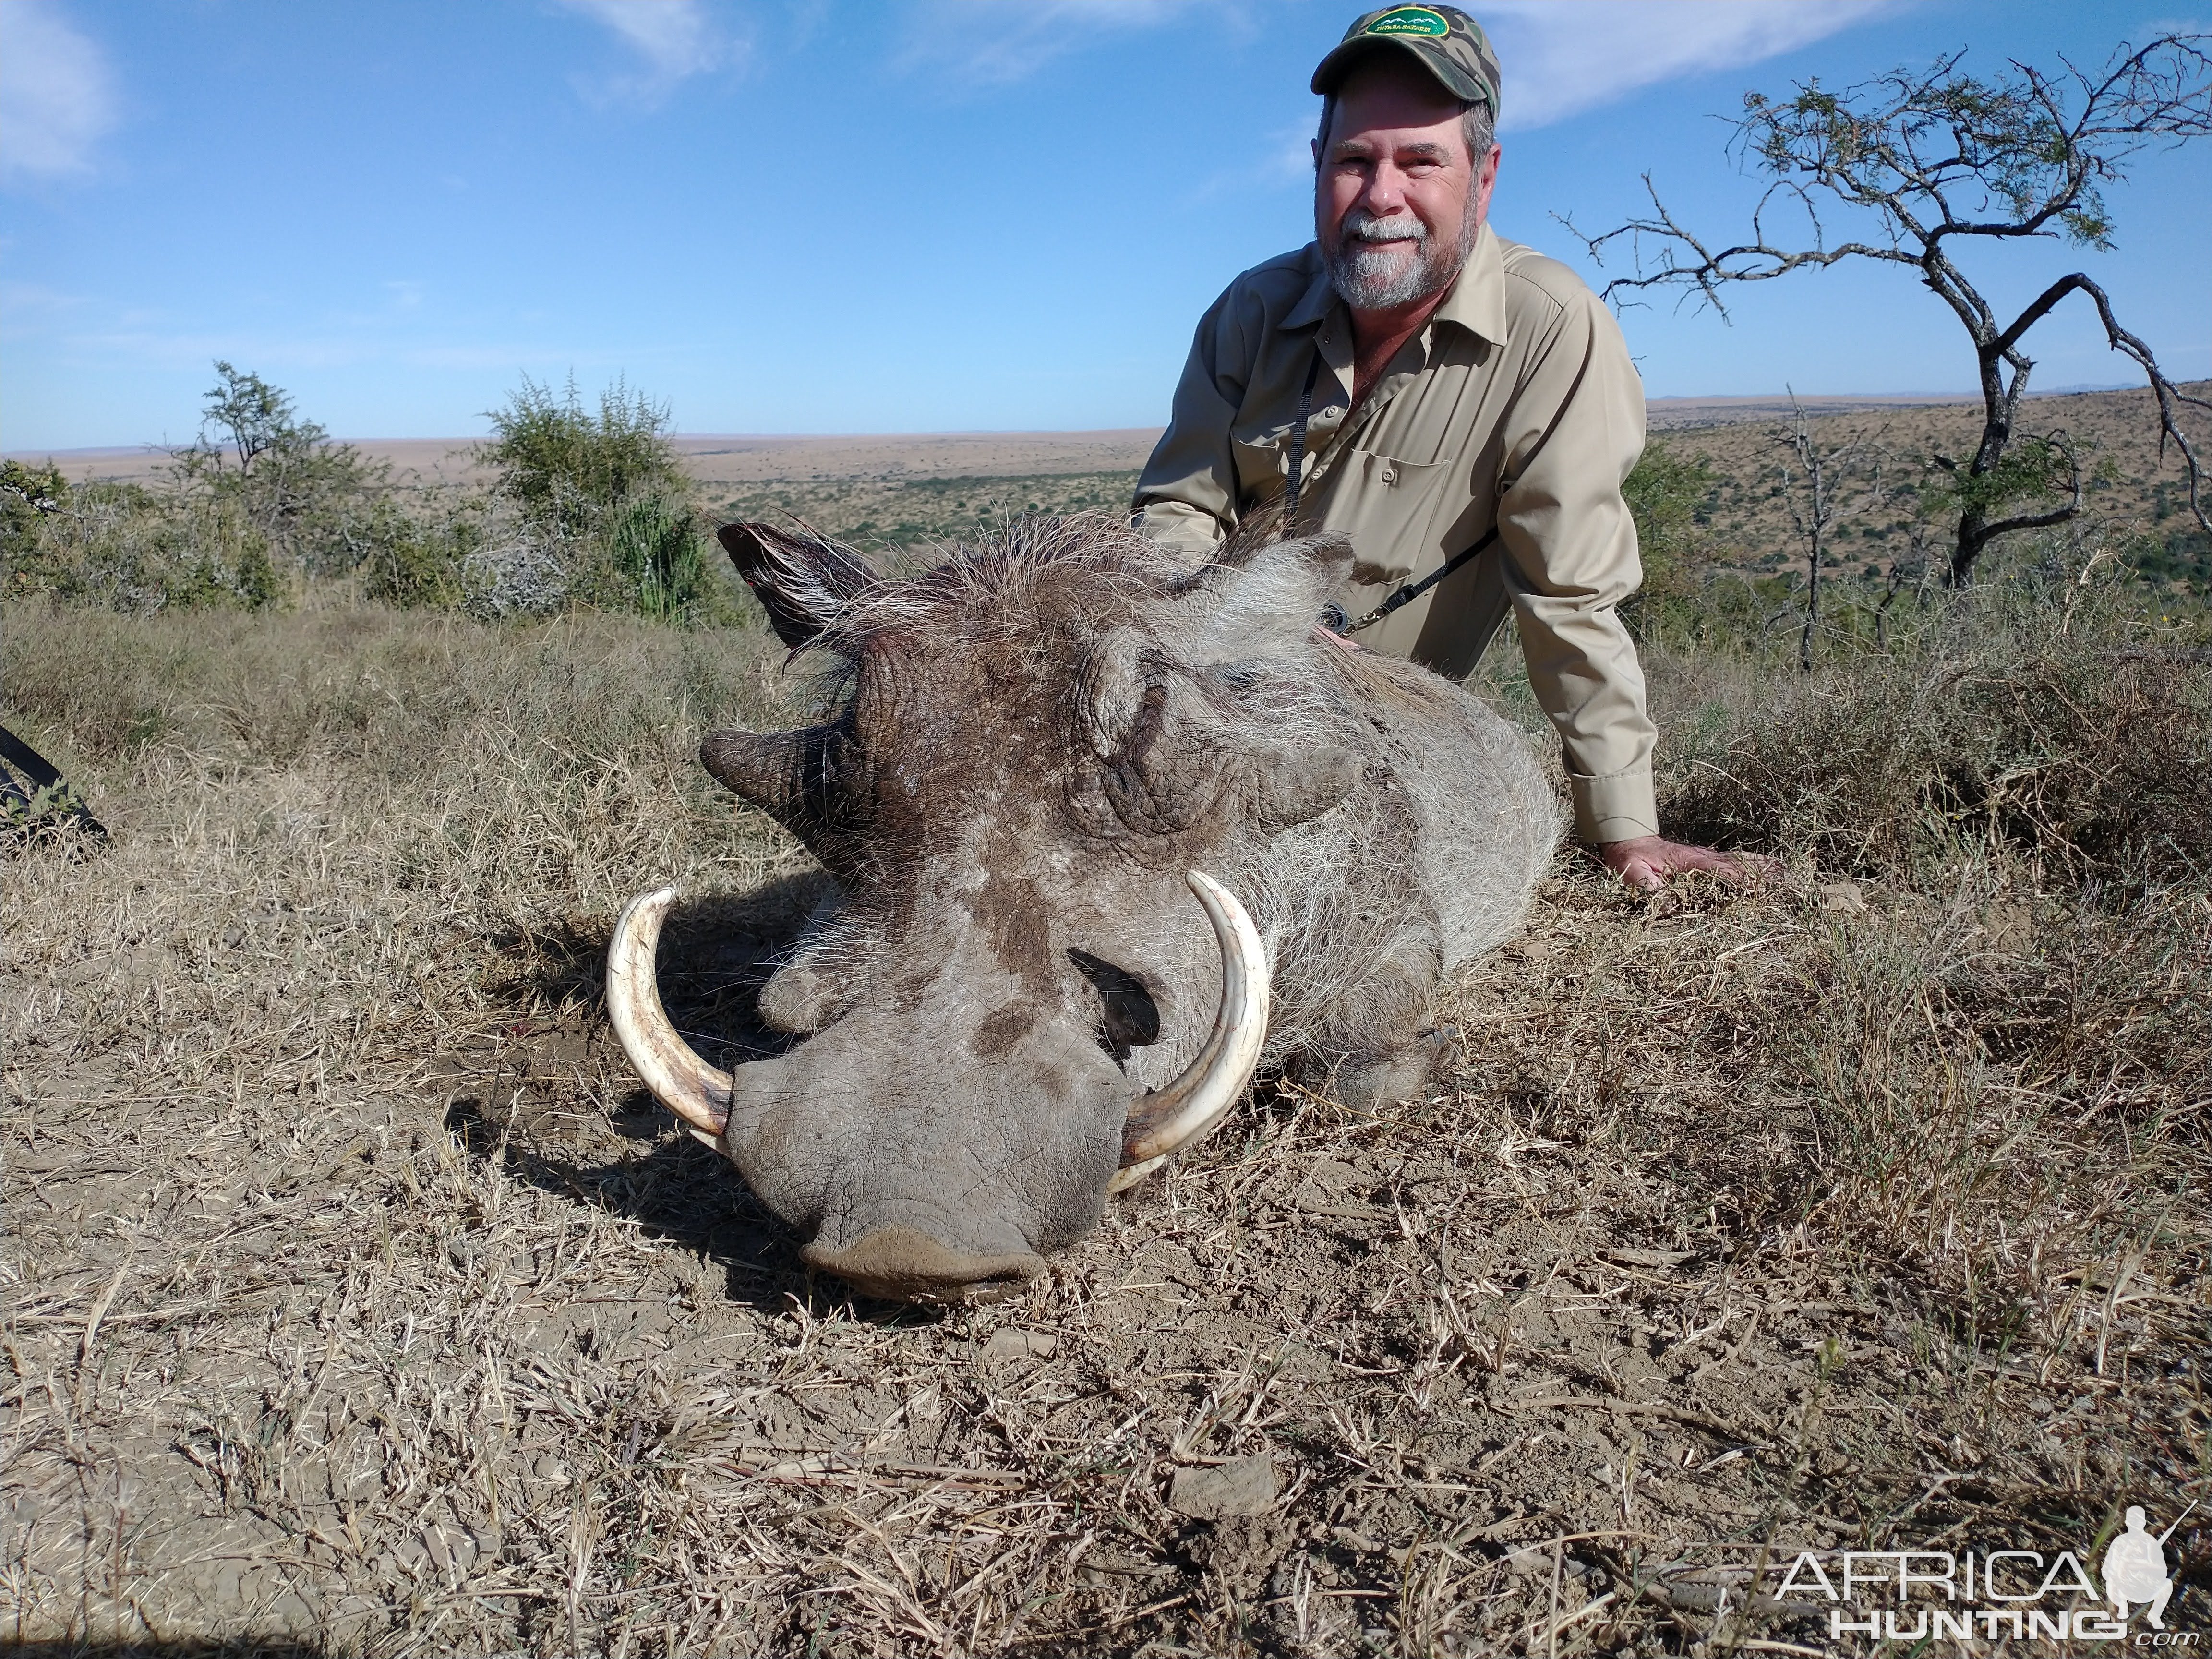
[
  {"x1": 1330, "y1": 448, "x2": 1450, "y2": 587},
  {"x1": 1231, "y1": 431, "x2": 1298, "y2": 502}
]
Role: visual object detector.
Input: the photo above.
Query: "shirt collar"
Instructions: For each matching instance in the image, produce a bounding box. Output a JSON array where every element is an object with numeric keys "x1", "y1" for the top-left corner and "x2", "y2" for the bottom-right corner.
[{"x1": 1283, "y1": 220, "x2": 1507, "y2": 346}]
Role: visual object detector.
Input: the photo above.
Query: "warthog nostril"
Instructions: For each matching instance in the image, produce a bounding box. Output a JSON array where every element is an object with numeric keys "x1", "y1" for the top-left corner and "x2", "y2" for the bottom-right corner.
[{"x1": 802, "y1": 1227, "x2": 1047, "y2": 1305}]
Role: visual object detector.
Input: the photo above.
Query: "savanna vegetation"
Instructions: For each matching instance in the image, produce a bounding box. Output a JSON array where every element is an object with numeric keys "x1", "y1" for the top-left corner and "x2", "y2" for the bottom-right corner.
[
  {"x1": 5, "y1": 34, "x2": 2211, "y2": 1641},
  {"x1": 6, "y1": 429, "x2": 2207, "y2": 1652},
  {"x1": 1571, "y1": 32, "x2": 2212, "y2": 584},
  {"x1": 2, "y1": 367, "x2": 726, "y2": 626}
]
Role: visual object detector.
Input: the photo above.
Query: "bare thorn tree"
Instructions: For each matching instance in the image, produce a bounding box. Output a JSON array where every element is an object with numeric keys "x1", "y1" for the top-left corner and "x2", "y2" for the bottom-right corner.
[
  {"x1": 1563, "y1": 35, "x2": 2212, "y2": 585},
  {"x1": 1772, "y1": 394, "x2": 1884, "y2": 670}
]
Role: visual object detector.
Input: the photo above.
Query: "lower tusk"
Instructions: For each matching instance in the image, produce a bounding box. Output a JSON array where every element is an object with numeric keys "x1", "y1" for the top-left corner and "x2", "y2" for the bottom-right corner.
[
  {"x1": 1110, "y1": 870, "x2": 1269, "y2": 1191},
  {"x1": 606, "y1": 887, "x2": 732, "y2": 1142}
]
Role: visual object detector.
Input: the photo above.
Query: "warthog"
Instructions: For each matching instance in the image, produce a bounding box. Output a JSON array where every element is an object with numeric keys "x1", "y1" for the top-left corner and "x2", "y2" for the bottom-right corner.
[{"x1": 608, "y1": 515, "x2": 1559, "y2": 1302}]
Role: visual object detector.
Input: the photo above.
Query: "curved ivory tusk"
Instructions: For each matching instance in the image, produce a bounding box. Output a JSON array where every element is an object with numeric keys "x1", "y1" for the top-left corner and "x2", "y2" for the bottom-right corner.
[
  {"x1": 1108, "y1": 870, "x2": 1270, "y2": 1193},
  {"x1": 605, "y1": 887, "x2": 733, "y2": 1142}
]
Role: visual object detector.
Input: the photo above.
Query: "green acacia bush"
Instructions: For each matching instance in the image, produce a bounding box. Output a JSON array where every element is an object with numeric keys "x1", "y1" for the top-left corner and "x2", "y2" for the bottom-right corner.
[
  {"x1": 462, "y1": 375, "x2": 722, "y2": 623},
  {"x1": 475, "y1": 375, "x2": 685, "y2": 528},
  {"x1": 175, "y1": 362, "x2": 400, "y2": 578}
]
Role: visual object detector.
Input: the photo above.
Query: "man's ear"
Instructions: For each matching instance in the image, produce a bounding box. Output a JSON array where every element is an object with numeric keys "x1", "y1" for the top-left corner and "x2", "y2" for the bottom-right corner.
[{"x1": 716, "y1": 522, "x2": 877, "y2": 649}]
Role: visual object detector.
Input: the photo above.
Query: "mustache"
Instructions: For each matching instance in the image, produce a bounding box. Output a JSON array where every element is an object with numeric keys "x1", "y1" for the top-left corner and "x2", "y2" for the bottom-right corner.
[{"x1": 1341, "y1": 210, "x2": 1428, "y2": 244}]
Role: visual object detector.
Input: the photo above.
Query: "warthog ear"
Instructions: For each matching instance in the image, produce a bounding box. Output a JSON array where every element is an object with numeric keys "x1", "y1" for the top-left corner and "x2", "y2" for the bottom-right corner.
[
  {"x1": 701, "y1": 721, "x2": 870, "y2": 859},
  {"x1": 702, "y1": 727, "x2": 808, "y2": 818},
  {"x1": 1183, "y1": 532, "x2": 1357, "y2": 661},
  {"x1": 1252, "y1": 742, "x2": 1360, "y2": 830},
  {"x1": 717, "y1": 522, "x2": 877, "y2": 649}
]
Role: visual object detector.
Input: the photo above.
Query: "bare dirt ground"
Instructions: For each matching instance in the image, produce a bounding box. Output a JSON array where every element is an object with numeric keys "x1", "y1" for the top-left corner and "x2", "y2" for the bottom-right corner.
[
  {"x1": 4, "y1": 530, "x2": 2208, "y2": 1652},
  {"x1": 6, "y1": 389, "x2": 2133, "y2": 487},
  {"x1": 6, "y1": 395, "x2": 2006, "y2": 486}
]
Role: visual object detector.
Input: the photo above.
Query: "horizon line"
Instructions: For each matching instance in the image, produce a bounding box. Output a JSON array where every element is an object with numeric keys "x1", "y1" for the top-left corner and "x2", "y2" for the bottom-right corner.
[{"x1": 8, "y1": 380, "x2": 2188, "y2": 461}]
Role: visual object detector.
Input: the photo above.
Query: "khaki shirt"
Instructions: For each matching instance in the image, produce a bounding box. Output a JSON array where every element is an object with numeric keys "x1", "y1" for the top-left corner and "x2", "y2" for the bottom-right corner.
[{"x1": 1134, "y1": 223, "x2": 1658, "y2": 842}]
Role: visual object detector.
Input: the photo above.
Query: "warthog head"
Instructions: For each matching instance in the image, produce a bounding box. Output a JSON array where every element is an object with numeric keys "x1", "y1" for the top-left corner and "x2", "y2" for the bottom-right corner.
[
  {"x1": 608, "y1": 516, "x2": 1375, "y2": 1301},
  {"x1": 613, "y1": 506, "x2": 1571, "y2": 1302}
]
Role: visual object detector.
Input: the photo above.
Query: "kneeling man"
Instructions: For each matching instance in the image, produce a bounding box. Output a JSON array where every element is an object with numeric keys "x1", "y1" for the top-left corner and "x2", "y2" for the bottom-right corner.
[{"x1": 1135, "y1": 5, "x2": 1749, "y2": 889}]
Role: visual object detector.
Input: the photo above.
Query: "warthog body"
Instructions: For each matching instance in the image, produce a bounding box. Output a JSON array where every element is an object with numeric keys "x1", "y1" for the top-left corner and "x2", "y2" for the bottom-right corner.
[{"x1": 611, "y1": 516, "x2": 1559, "y2": 1301}]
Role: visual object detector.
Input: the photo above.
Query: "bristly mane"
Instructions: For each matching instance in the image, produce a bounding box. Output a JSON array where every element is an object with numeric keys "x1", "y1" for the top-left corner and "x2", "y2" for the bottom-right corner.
[{"x1": 814, "y1": 512, "x2": 1266, "y2": 657}]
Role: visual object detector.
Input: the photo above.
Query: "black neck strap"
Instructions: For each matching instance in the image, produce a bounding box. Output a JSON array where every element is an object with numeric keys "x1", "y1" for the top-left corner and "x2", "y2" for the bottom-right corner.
[
  {"x1": 1342, "y1": 524, "x2": 1501, "y2": 634},
  {"x1": 1280, "y1": 346, "x2": 1325, "y2": 532},
  {"x1": 1281, "y1": 340, "x2": 1499, "y2": 635}
]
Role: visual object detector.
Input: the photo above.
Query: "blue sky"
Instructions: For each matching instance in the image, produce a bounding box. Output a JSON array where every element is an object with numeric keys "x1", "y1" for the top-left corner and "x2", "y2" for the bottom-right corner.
[{"x1": 2, "y1": 0, "x2": 2207, "y2": 450}]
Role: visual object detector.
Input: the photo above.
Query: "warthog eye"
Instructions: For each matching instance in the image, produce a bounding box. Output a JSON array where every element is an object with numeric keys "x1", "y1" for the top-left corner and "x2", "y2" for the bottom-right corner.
[{"x1": 1067, "y1": 948, "x2": 1161, "y2": 1068}]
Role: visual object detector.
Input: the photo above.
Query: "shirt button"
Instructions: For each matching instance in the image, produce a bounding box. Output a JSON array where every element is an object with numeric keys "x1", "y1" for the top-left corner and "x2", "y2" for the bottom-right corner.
[{"x1": 1381, "y1": 467, "x2": 1398, "y2": 485}]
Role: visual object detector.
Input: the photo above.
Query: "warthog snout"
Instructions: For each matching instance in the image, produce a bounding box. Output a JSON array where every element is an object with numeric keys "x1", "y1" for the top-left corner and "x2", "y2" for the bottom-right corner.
[
  {"x1": 605, "y1": 872, "x2": 1271, "y2": 1301},
  {"x1": 800, "y1": 1230, "x2": 1046, "y2": 1303}
]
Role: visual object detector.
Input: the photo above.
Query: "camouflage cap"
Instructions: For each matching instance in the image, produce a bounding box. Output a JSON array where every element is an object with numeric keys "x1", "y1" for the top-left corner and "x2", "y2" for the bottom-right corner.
[{"x1": 1310, "y1": 5, "x2": 1501, "y2": 120}]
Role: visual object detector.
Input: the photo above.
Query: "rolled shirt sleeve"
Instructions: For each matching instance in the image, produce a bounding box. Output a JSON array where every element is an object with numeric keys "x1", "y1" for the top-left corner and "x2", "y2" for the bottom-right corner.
[
  {"x1": 1135, "y1": 289, "x2": 1248, "y2": 556},
  {"x1": 1493, "y1": 289, "x2": 1659, "y2": 842}
]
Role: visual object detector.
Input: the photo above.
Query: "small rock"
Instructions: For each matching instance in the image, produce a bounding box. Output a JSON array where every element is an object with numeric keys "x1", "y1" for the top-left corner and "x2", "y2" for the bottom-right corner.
[
  {"x1": 1818, "y1": 880, "x2": 1868, "y2": 915},
  {"x1": 1169, "y1": 1454, "x2": 1279, "y2": 1519},
  {"x1": 1605, "y1": 1245, "x2": 1692, "y2": 1269},
  {"x1": 1505, "y1": 1544, "x2": 1553, "y2": 1576},
  {"x1": 422, "y1": 1517, "x2": 479, "y2": 1575},
  {"x1": 978, "y1": 1327, "x2": 1056, "y2": 1363}
]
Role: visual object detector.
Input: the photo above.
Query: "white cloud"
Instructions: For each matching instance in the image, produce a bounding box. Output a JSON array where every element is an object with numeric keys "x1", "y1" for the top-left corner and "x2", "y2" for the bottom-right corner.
[
  {"x1": 0, "y1": 3, "x2": 119, "y2": 182},
  {"x1": 1479, "y1": 0, "x2": 1900, "y2": 132},
  {"x1": 557, "y1": 0, "x2": 745, "y2": 104},
  {"x1": 892, "y1": 0, "x2": 1209, "y2": 90}
]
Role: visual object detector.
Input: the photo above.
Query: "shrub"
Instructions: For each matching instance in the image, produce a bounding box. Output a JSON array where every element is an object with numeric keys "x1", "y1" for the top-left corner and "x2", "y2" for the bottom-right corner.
[
  {"x1": 4, "y1": 366, "x2": 415, "y2": 614},
  {"x1": 8, "y1": 370, "x2": 729, "y2": 626},
  {"x1": 476, "y1": 375, "x2": 685, "y2": 530},
  {"x1": 1622, "y1": 438, "x2": 1717, "y2": 592},
  {"x1": 469, "y1": 375, "x2": 725, "y2": 623},
  {"x1": 359, "y1": 493, "x2": 469, "y2": 611},
  {"x1": 171, "y1": 361, "x2": 400, "y2": 578},
  {"x1": 1, "y1": 459, "x2": 71, "y2": 566},
  {"x1": 587, "y1": 493, "x2": 712, "y2": 621},
  {"x1": 9, "y1": 480, "x2": 281, "y2": 614}
]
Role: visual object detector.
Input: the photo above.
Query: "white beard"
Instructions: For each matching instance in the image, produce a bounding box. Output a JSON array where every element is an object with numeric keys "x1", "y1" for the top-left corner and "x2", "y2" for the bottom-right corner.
[{"x1": 1325, "y1": 207, "x2": 1478, "y2": 310}]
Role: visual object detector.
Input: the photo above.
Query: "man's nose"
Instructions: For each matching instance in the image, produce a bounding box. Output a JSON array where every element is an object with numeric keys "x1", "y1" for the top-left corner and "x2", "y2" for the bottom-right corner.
[{"x1": 1358, "y1": 163, "x2": 1410, "y2": 215}]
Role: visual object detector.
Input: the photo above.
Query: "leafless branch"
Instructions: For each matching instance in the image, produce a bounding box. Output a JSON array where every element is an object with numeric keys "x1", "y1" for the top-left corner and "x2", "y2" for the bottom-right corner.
[{"x1": 1562, "y1": 34, "x2": 2212, "y2": 579}]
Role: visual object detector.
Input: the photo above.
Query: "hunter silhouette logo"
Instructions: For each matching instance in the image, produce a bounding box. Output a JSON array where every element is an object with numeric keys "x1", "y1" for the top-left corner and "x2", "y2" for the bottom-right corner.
[
  {"x1": 2105, "y1": 1503, "x2": 2191, "y2": 1630},
  {"x1": 1772, "y1": 1496, "x2": 2201, "y2": 1645}
]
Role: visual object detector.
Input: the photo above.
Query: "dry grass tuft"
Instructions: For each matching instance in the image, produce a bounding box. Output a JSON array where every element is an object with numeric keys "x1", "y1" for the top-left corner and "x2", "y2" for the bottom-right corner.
[
  {"x1": 1655, "y1": 597, "x2": 2212, "y2": 886},
  {"x1": 4, "y1": 588, "x2": 2206, "y2": 1656}
]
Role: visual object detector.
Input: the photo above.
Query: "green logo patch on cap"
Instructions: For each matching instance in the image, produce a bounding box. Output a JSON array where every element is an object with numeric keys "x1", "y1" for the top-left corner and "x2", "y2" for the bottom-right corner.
[{"x1": 1363, "y1": 6, "x2": 1450, "y2": 37}]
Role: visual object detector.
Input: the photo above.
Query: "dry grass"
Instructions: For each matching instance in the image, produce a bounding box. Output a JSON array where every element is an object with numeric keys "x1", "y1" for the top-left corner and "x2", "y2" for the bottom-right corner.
[
  {"x1": 3, "y1": 584, "x2": 2208, "y2": 1657},
  {"x1": 707, "y1": 470, "x2": 1142, "y2": 557},
  {"x1": 1660, "y1": 379, "x2": 2212, "y2": 581}
]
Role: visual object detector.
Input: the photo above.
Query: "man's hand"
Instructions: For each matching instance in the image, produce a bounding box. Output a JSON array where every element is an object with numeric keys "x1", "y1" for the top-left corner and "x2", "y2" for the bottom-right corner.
[{"x1": 1598, "y1": 835, "x2": 1777, "y2": 892}]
